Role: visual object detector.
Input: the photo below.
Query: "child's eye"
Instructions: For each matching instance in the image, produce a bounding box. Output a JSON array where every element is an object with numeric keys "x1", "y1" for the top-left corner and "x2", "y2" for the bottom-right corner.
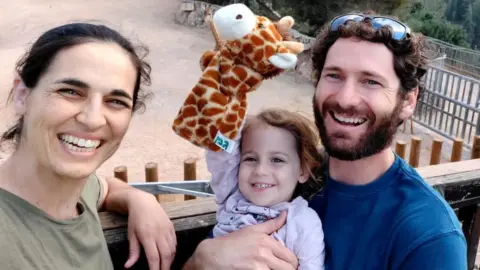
[
  {"x1": 242, "y1": 157, "x2": 256, "y2": 162},
  {"x1": 272, "y1": 157, "x2": 284, "y2": 163}
]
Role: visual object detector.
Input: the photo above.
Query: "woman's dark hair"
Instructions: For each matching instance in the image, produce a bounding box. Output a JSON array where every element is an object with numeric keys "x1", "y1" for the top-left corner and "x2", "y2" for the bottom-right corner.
[{"x1": 1, "y1": 22, "x2": 152, "y2": 148}]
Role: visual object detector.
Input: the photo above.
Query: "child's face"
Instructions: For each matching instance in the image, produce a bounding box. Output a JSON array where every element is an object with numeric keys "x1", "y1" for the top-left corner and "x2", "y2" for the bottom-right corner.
[{"x1": 239, "y1": 124, "x2": 308, "y2": 207}]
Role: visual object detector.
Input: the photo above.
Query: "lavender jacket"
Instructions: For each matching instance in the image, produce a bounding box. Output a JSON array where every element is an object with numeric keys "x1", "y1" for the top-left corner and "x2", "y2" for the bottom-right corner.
[{"x1": 206, "y1": 144, "x2": 326, "y2": 270}]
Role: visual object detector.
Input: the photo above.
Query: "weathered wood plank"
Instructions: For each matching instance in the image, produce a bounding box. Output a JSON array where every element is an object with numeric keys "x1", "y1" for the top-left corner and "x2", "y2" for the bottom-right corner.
[
  {"x1": 104, "y1": 213, "x2": 215, "y2": 270},
  {"x1": 417, "y1": 158, "x2": 480, "y2": 181},
  {"x1": 100, "y1": 159, "x2": 480, "y2": 231},
  {"x1": 100, "y1": 197, "x2": 217, "y2": 230},
  {"x1": 101, "y1": 159, "x2": 480, "y2": 269}
]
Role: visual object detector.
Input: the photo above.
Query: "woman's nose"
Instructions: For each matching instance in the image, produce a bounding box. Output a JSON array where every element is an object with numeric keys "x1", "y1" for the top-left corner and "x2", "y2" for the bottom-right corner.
[{"x1": 76, "y1": 99, "x2": 107, "y2": 130}]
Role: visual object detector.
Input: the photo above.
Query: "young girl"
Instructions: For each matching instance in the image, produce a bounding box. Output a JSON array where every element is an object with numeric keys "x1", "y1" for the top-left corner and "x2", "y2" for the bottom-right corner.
[{"x1": 206, "y1": 108, "x2": 326, "y2": 269}]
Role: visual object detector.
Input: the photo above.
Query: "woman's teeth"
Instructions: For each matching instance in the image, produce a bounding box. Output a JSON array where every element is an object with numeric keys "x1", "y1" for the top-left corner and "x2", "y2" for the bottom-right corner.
[
  {"x1": 253, "y1": 183, "x2": 274, "y2": 188},
  {"x1": 332, "y1": 112, "x2": 366, "y2": 125},
  {"x1": 60, "y1": 134, "x2": 101, "y2": 152}
]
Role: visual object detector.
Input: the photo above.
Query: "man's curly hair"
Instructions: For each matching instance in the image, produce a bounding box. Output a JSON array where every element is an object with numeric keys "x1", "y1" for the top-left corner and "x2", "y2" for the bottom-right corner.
[{"x1": 311, "y1": 12, "x2": 429, "y2": 101}]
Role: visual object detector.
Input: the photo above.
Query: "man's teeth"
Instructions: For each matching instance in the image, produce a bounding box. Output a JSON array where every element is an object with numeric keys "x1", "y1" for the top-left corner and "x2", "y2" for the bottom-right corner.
[
  {"x1": 254, "y1": 183, "x2": 273, "y2": 188},
  {"x1": 333, "y1": 112, "x2": 366, "y2": 124},
  {"x1": 60, "y1": 134, "x2": 101, "y2": 151}
]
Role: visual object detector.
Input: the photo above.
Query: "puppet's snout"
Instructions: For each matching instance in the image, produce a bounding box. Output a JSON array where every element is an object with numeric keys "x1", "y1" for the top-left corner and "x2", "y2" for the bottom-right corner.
[
  {"x1": 268, "y1": 53, "x2": 298, "y2": 70},
  {"x1": 213, "y1": 3, "x2": 256, "y2": 41}
]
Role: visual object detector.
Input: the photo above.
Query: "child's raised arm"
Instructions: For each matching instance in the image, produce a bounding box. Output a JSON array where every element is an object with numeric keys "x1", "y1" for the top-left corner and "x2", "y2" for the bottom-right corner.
[{"x1": 205, "y1": 145, "x2": 241, "y2": 205}]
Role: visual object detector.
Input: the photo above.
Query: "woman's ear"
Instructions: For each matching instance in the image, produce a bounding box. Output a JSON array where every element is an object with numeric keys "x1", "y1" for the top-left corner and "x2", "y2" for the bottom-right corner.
[
  {"x1": 399, "y1": 87, "x2": 418, "y2": 121},
  {"x1": 12, "y1": 76, "x2": 30, "y2": 116}
]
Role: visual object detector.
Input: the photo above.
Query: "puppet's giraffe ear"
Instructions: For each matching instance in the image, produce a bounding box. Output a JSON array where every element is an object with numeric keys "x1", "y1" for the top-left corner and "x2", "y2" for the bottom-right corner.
[
  {"x1": 282, "y1": 41, "x2": 304, "y2": 54},
  {"x1": 275, "y1": 16, "x2": 295, "y2": 41}
]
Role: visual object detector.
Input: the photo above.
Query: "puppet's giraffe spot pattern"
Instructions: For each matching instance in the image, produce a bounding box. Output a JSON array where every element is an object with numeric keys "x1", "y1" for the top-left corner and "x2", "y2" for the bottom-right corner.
[
  {"x1": 226, "y1": 113, "x2": 238, "y2": 123},
  {"x1": 251, "y1": 35, "x2": 264, "y2": 46},
  {"x1": 183, "y1": 107, "x2": 197, "y2": 118},
  {"x1": 197, "y1": 99, "x2": 208, "y2": 112},
  {"x1": 210, "y1": 92, "x2": 229, "y2": 106},
  {"x1": 196, "y1": 126, "x2": 208, "y2": 138},
  {"x1": 233, "y1": 66, "x2": 248, "y2": 81},
  {"x1": 204, "y1": 107, "x2": 224, "y2": 117},
  {"x1": 193, "y1": 86, "x2": 206, "y2": 97},
  {"x1": 200, "y1": 78, "x2": 219, "y2": 89},
  {"x1": 172, "y1": 11, "x2": 301, "y2": 152},
  {"x1": 254, "y1": 49, "x2": 264, "y2": 62},
  {"x1": 199, "y1": 118, "x2": 211, "y2": 126},
  {"x1": 205, "y1": 70, "x2": 220, "y2": 82},
  {"x1": 242, "y1": 43, "x2": 254, "y2": 54},
  {"x1": 265, "y1": 45, "x2": 275, "y2": 58},
  {"x1": 260, "y1": 30, "x2": 276, "y2": 44}
]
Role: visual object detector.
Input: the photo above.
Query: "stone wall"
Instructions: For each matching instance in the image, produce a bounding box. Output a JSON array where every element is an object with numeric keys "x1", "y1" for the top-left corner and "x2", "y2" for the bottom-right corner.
[
  {"x1": 174, "y1": 1, "x2": 316, "y2": 46},
  {"x1": 175, "y1": 1, "x2": 222, "y2": 28}
]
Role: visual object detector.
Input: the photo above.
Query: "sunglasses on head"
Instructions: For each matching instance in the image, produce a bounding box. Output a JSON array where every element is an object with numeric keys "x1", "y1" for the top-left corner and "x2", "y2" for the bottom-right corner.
[{"x1": 329, "y1": 14, "x2": 411, "y2": 41}]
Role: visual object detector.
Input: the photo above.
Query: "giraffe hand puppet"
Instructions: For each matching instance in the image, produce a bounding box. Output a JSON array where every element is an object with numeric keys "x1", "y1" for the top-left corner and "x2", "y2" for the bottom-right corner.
[{"x1": 172, "y1": 3, "x2": 304, "y2": 152}]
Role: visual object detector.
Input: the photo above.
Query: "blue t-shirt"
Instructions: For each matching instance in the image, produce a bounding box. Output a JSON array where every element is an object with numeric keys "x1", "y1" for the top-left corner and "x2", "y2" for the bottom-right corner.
[{"x1": 309, "y1": 154, "x2": 467, "y2": 270}]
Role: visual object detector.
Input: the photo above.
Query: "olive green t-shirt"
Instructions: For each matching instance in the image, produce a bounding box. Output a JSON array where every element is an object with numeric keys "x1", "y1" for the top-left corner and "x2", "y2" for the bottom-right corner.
[{"x1": 0, "y1": 174, "x2": 114, "y2": 270}]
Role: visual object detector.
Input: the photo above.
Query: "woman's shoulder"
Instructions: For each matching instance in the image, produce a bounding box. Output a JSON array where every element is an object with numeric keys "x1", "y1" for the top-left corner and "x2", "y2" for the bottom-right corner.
[{"x1": 80, "y1": 173, "x2": 104, "y2": 211}]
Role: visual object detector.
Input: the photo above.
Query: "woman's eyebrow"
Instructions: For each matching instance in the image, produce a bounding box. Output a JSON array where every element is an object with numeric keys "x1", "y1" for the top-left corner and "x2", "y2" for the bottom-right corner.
[{"x1": 54, "y1": 78, "x2": 88, "y2": 88}]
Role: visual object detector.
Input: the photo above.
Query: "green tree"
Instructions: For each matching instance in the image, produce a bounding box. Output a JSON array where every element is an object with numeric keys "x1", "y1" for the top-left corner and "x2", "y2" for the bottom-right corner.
[{"x1": 404, "y1": 1, "x2": 470, "y2": 47}]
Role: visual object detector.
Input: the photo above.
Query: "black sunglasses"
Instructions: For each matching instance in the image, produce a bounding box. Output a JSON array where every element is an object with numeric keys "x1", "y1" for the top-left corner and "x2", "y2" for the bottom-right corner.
[{"x1": 329, "y1": 14, "x2": 411, "y2": 40}]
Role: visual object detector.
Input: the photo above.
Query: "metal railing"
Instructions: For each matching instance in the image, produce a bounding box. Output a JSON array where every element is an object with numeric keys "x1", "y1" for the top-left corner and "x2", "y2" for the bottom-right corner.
[{"x1": 414, "y1": 65, "x2": 480, "y2": 148}]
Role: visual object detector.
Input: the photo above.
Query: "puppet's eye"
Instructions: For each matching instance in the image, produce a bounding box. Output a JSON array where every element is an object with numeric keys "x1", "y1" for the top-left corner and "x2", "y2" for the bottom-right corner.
[{"x1": 257, "y1": 23, "x2": 264, "y2": 29}]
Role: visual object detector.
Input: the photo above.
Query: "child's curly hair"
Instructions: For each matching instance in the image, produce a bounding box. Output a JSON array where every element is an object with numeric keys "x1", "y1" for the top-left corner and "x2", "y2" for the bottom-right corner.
[{"x1": 241, "y1": 108, "x2": 325, "y2": 200}]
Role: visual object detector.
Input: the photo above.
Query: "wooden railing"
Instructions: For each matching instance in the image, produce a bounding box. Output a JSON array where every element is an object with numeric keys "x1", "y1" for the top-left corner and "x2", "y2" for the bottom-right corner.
[{"x1": 101, "y1": 135, "x2": 480, "y2": 269}]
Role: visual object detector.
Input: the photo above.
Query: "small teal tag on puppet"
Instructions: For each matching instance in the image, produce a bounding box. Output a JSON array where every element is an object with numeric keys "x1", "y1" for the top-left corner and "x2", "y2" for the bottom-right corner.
[{"x1": 214, "y1": 131, "x2": 236, "y2": 153}]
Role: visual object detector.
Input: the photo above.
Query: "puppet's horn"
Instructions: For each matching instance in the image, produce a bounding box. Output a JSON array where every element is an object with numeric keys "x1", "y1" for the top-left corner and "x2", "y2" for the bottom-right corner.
[{"x1": 206, "y1": 8, "x2": 222, "y2": 50}]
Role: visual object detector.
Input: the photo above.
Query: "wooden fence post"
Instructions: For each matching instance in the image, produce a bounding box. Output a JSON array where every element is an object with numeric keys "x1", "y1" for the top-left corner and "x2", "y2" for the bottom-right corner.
[
  {"x1": 409, "y1": 136, "x2": 421, "y2": 168},
  {"x1": 395, "y1": 140, "x2": 407, "y2": 159},
  {"x1": 114, "y1": 166, "x2": 128, "y2": 183},
  {"x1": 145, "y1": 162, "x2": 161, "y2": 202},
  {"x1": 429, "y1": 138, "x2": 443, "y2": 165},
  {"x1": 451, "y1": 138, "x2": 464, "y2": 162},
  {"x1": 184, "y1": 158, "x2": 197, "y2": 201},
  {"x1": 472, "y1": 135, "x2": 480, "y2": 160}
]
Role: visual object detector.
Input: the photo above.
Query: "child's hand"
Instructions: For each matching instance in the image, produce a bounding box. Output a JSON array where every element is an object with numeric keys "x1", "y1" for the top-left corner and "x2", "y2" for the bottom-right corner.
[{"x1": 123, "y1": 191, "x2": 176, "y2": 270}]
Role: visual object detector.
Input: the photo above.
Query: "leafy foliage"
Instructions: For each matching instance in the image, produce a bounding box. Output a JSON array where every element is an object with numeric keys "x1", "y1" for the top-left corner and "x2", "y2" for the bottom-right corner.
[{"x1": 204, "y1": 0, "x2": 480, "y2": 49}]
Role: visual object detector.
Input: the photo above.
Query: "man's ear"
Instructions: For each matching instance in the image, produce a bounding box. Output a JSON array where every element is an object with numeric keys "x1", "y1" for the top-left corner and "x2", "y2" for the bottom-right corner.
[
  {"x1": 12, "y1": 76, "x2": 30, "y2": 116},
  {"x1": 399, "y1": 87, "x2": 418, "y2": 121}
]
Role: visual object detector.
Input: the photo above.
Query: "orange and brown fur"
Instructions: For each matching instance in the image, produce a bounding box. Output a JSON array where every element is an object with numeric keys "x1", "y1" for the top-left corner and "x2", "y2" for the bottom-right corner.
[{"x1": 172, "y1": 14, "x2": 303, "y2": 152}]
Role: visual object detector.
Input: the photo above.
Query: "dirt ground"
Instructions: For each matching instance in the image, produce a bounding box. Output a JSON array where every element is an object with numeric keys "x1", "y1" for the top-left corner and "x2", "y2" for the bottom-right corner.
[{"x1": 0, "y1": 0, "x2": 472, "y2": 195}]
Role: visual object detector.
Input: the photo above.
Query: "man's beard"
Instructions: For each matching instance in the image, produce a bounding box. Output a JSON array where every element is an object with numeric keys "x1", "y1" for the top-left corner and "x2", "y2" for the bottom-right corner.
[{"x1": 313, "y1": 95, "x2": 403, "y2": 161}]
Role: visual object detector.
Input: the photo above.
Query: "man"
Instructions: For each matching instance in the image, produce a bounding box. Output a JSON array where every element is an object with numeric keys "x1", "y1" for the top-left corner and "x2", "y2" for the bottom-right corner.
[{"x1": 183, "y1": 12, "x2": 467, "y2": 269}]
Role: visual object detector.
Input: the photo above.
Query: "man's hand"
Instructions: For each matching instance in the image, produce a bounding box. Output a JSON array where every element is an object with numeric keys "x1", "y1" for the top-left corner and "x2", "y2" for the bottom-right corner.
[
  {"x1": 123, "y1": 191, "x2": 176, "y2": 270},
  {"x1": 185, "y1": 211, "x2": 298, "y2": 270},
  {"x1": 99, "y1": 177, "x2": 176, "y2": 270}
]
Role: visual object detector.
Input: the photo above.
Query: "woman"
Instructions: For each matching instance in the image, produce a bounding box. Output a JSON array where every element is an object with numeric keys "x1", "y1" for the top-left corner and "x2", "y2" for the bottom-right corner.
[{"x1": 0, "y1": 23, "x2": 175, "y2": 270}]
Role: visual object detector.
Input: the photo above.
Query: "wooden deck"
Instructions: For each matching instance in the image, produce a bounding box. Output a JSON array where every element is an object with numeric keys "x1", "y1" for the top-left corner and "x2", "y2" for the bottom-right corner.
[{"x1": 101, "y1": 159, "x2": 480, "y2": 269}]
